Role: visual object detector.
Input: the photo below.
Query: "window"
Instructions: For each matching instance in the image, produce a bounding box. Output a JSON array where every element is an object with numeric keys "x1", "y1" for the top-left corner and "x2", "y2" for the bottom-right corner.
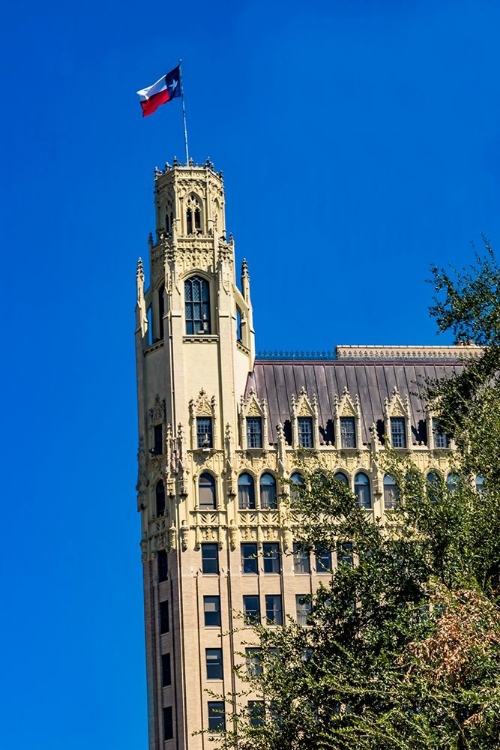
[
  {"x1": 293, "y1": 542, "x2": 310, "y2": 574},
  {"x1": 208, "y1": 702, "x2": 225, "y2": 732},
  {"x1": 265, "y1": 595, "x2": 283, "y2": 625},
  {"x1": 260, "y1": 473, "x2": 277, "y2": 509},
  {"x1": 197, "y1": 417, "x2": 213, "y2": 448},
  {"x1": 338, "y1": 542, "x2": 353, "y2": 567},
  {"x1": 296, "y1": 595, "x2": 312, "y2": 626},
  {"x1": 238, "y1": 473, "x2": 255, "y2": 509},
  {"x1": 164, "y1": 706, "x2": 174, "y2": 740},
  {"x1": 154, "y1": 423, "x2": 163, "y2": 455},
  {"x1": 476, "y1": 475, "x2": 485, "y2": 494},
  {"x1": 334, "y1": 471, "x2": 349, "y2": 485},
  {"x1": 390, "y1": 417, "x2": 406, "y2": 448},
  {"x1": 315, "y1": 546, "x2": 331, "y2": 573},
  {"x1": 340, "y1": 417, "x2": 356, "y2": 448},
  {"x1": 241, "y1": 543, "x2": 258, "y2": 574},
  {"x1": 185, "y1": 276, "x2": 210, "y2": 334},
  {"x1": 204, "y1": 596, "x2": 221, "y2": 627},
  {"x1": 156, "y1": 480, "x2": 166, "y2": 517},
  {"x1": 384, "y1": 474, "x2": 399, "y2": 510},
  {"x1": 447, "y1": 473, "x2": 461, "y2": 494},
  {"x1": 236, "y1": 307, "x2": 242, "y2": 342},
  {"x1": 248, "y1": 701, "x2": 265, "y2": 727},
  {"x1": 289, "y1": 472, "x2": 304, "y2": 504},
  {"x1": 206, "y1": 648, "x2": 223, "y2": 680},
  {"x1": 199, "y1": 473, "x2": 216, "y2": 509},
  {"x1": 162, "y1": 653, "x2": 171, "y2": 686},
  {"x1": 263, "y1": 542, "x2": 280, "y2": 574},
  {"x1": 158, "y1": 550, "x2": 168, "y2": 582},
  {"x1": 246, "y1": 417, "x2": 262, "y2": 448},
  {"x1": 298, "y1": 417, "x2": 313, "y2": 448},
  {"x1": 160, "y1": 600, "x2": 169, "y2": 633},
  {"x1": 246, "y1": 648, "x2": 262, "y2": 676},
  {"x1": 158, "y1": 288, "x2": 164, "y2": 340},
  {"x1": 354, "y1": 473, "x2": 371, "y2": 509},
  {"x1": 201, "y1": 543, "x2": 219, "y2": 574},
  {"x1": 243, "y1": 595, "x2": 260, "y2": 625},
  {"x1": 427, "y1": 472, "x2": 440, "y2": 502},
  {"x1": 432, "y1": 418, "x2": 449, "y2": 448}
]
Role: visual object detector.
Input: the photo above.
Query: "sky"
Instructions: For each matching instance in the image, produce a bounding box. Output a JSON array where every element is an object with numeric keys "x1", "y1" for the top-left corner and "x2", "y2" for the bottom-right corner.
[{"x1": 1, "y1": 1, "x2": 500, "y2": 747}]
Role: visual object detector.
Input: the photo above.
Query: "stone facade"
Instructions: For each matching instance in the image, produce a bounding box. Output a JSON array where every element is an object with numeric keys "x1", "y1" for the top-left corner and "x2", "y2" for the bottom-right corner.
[{"x1": 135, "y1": 160, "x2": 478, "y2": 749}]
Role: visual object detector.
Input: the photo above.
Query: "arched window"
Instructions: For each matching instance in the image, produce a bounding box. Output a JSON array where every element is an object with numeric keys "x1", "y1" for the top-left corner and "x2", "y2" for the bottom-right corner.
[
  {"x1": 354, "y1": 473, "x2": 371, "y2": 509},
  {"x1": 426, "y1": 472, "x2": 440, "y2": 503},
  {"x1": 384, "y1": 474, "x2": 399, "y2": 510},
  {"x1": 238, "y1": 473, "x2": 255, "y2": 510},
  {"x1": 334, "y1": 472, "x2": 349, "y2": 485},
  {"x1": 185, "y1": 276, "x2": 211, "y2": 335},
  {"x1": 290, "y1": 472, "x2": 304, "y2": 504},
  {"x1": 156, "y1": 480, "x2": 166, "y2": 517},
  {"x1": 476, "y1": 475, "x2": 485, "y2": 494},
  {"x1": 260, "y1": 473, "x2": 277, "y2": 509},
  {"x1": 447, "y1": 473, "x2": 461, "y2": 494},
  {"x1": 186, "y1": 193, "x2": 202, "y2": 234},
  {"x1": 199, "y1": 473, "x2": 216, "y2": 509},
  {"x1": 236, "y1": 307, "x2": 242, "y2": 342}
]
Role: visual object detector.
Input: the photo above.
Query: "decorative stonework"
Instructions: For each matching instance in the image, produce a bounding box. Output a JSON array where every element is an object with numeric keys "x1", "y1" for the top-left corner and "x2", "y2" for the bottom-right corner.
[
  {"x1": 336, "y1": 344, "x2": 482, "y2": 361},
  {"x1": 334, "y1": 387, "x2": 363, "y2": 449},
  {"x1": 384, "y1": 387, "x2": 412, "y2": 447},
  {"x1": 291, "y1": 387, "x2": 319, "y2": 448},
  {"x1": 239, "y1": 389, "x2": 268, "y2": 450}
]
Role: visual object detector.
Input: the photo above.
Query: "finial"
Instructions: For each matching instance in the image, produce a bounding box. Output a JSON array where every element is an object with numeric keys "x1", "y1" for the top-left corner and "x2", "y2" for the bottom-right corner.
[
  {"x1": 241, "y1": 258, "x2": 249, "y2": 277},
  {"x1": 136, "y1": 257, "x2": 144, "y2": 278},
  {"x1": 173, "y1": 156, "x2": 178, "y2": 166},
  {"x1": 188, "y1": 157, "x2": 194, "y2": 167}
]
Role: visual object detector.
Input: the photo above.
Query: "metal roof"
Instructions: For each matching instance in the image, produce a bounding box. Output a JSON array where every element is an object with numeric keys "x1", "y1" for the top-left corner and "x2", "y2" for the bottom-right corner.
[{"x1": 246, "y1": 359, "x2": 462, "y2": 445}]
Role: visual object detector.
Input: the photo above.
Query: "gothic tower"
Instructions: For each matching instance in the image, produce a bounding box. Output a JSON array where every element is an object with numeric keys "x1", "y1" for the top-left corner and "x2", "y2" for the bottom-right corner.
[{"x1": 135, "y1": 159, "x2": 255, "y2": 749}]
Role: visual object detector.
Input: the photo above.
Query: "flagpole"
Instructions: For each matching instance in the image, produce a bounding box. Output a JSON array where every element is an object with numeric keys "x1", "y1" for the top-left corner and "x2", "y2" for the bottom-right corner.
[{"x1": 179, "y1": 59, "x2": 189, "y2": 164}]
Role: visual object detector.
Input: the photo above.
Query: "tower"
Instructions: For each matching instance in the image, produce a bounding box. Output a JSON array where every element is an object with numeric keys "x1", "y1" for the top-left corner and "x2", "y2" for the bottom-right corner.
[
  {"x1": 135, "y1": 158, "x2": 475, "y2": 749},
  {"x1": 135, "y1": 159, "x2": 255, "y2": 749}
]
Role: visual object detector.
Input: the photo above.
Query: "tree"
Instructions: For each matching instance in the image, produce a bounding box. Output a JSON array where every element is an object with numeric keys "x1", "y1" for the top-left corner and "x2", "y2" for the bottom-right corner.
[{"x1": 206, "y1": 246, "x2": 500, "y2": 749}]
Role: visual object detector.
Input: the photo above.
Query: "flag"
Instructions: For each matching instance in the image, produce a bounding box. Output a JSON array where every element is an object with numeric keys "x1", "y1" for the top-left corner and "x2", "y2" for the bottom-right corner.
[{"x1": 137, "y1": 66, "x2": 181, "y2": 117}]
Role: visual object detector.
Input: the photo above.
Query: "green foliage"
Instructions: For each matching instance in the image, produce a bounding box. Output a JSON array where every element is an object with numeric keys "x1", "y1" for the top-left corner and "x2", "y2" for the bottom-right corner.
[{"x1": 207, "y1": 247, "x2": 500, "y2": 749}]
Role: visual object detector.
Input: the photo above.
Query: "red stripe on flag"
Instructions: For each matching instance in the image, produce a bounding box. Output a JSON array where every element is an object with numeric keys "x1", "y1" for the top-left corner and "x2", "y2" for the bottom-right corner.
[{"x1": 140, "y1": 89, "x2": 172, "y2": 117}]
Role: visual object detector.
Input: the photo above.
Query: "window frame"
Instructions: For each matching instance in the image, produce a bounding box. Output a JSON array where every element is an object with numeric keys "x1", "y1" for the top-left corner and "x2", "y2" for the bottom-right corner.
[
  {"x1": 207, "y1": 701, "x2": 225, "y2": 732},
  {"x1": 390, "y1": 417, "x2": 406, "y2": 448},
  {"x1": 160, "y1": 600, "x2": 169, "y2": 634},
  {"x1": 383, "y1": 474, "x2": 399, "y2": 510},
  {"x1": 260, "y1": 472, "x2": 277, "y2": 509},
  {"x1": 340, "y1": 416, "x2": 356, "y2": 448},
  {"x1": 158, "y1": 549, "x2": 168, "y2": 582},
  {"x1": 206, "y1": 648, "x2": 223, "y2": 680},
  {"x1": 201, "y1": 543, "x2": 219, "y2": 574},
  {"x1": 354, "y1": 472, "x2": 371, "y2": 509},
  {"x1": 296, "y1": 594, "x2": 312, "y2": 626},
  {"x1": 204, "y1": 595, "x2": 221, "y2": 627},
  {"x1": 196, "y1": 417, "x2": 213, "y2": 448},
  {"x1": 243, "y1": 595, "x2": 261, "y2": 625},
  {"x1": 185, "y1": 275, "x2": 211, "y2": 335},
  {"x1": 163, "y1": 706, "x2": 174, "y2": 741},
  {"x1": 162, "y1": 653, "x2": 171, "y2": 687},
  {"x1": 293, "y1": 542, "x2": 311, "y2": 574},
  {"x1": 241, "y1": 542, "x2": 258, "y2": 574},
  {"x1": 198, "y1": 472, "x2": 216, "y2": 509},
  {"x1": 238, "y1": 472, "x2": 256, "y2": 510},
  {"x1": 265, "y1": 594, "x2": 283, "y2": 625},
  {"x1": 263, "y1": 542, "x2": 280, "y2": 574},
  {"x1": 297, "y1": 417, "x2": 314, "y2": 448},
  {"x1": 155, "y1": 480, "x2": 166, "y2": 517},
  {"x1": 246, "y1": 417, "x2": 263, "y2": 449}
]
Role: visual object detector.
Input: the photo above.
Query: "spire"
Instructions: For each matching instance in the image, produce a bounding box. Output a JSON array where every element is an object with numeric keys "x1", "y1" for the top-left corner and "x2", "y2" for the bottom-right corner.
[
  {"x1": 241, "y1": 258, "x2": 251, "y2": 303},
  {"x1": 136, "y1": 257, "x2": 147, "y2": 338}
]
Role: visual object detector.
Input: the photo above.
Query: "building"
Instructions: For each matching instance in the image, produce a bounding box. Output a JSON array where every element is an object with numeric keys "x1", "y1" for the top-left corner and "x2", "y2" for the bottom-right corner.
[{"x1": 134, "y1": 159, "x2": 476, "y2": 749}]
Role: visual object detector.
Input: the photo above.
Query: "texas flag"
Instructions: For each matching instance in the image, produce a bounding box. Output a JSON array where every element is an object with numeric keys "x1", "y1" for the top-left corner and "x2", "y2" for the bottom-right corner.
[{"x1": 137, "y1": 66, "x2": 181, "y2": 117}]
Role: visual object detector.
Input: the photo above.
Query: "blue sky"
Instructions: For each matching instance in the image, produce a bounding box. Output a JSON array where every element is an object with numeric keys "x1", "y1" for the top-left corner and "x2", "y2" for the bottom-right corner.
[{"x1": 1, "y1": 1, "x2": 500, "y2": 747}]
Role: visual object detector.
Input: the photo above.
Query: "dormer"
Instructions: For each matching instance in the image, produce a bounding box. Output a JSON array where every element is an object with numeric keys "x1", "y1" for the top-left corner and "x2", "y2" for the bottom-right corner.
[
  {"x1": 291, "y1": 388, "x2": 319, "y2": 449},
  {"x1": 334, "y1": 387, "x2": 362, "y2": 449},
  {"x1": 189, "y1": 389, "x2": 218, "y2": 450},
  {"x1": 239, "y1": 389, "x2": 268, "y2": 450},
  {"x1": 384, "y1": 387, "x2": 412, "y2": 449}
]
